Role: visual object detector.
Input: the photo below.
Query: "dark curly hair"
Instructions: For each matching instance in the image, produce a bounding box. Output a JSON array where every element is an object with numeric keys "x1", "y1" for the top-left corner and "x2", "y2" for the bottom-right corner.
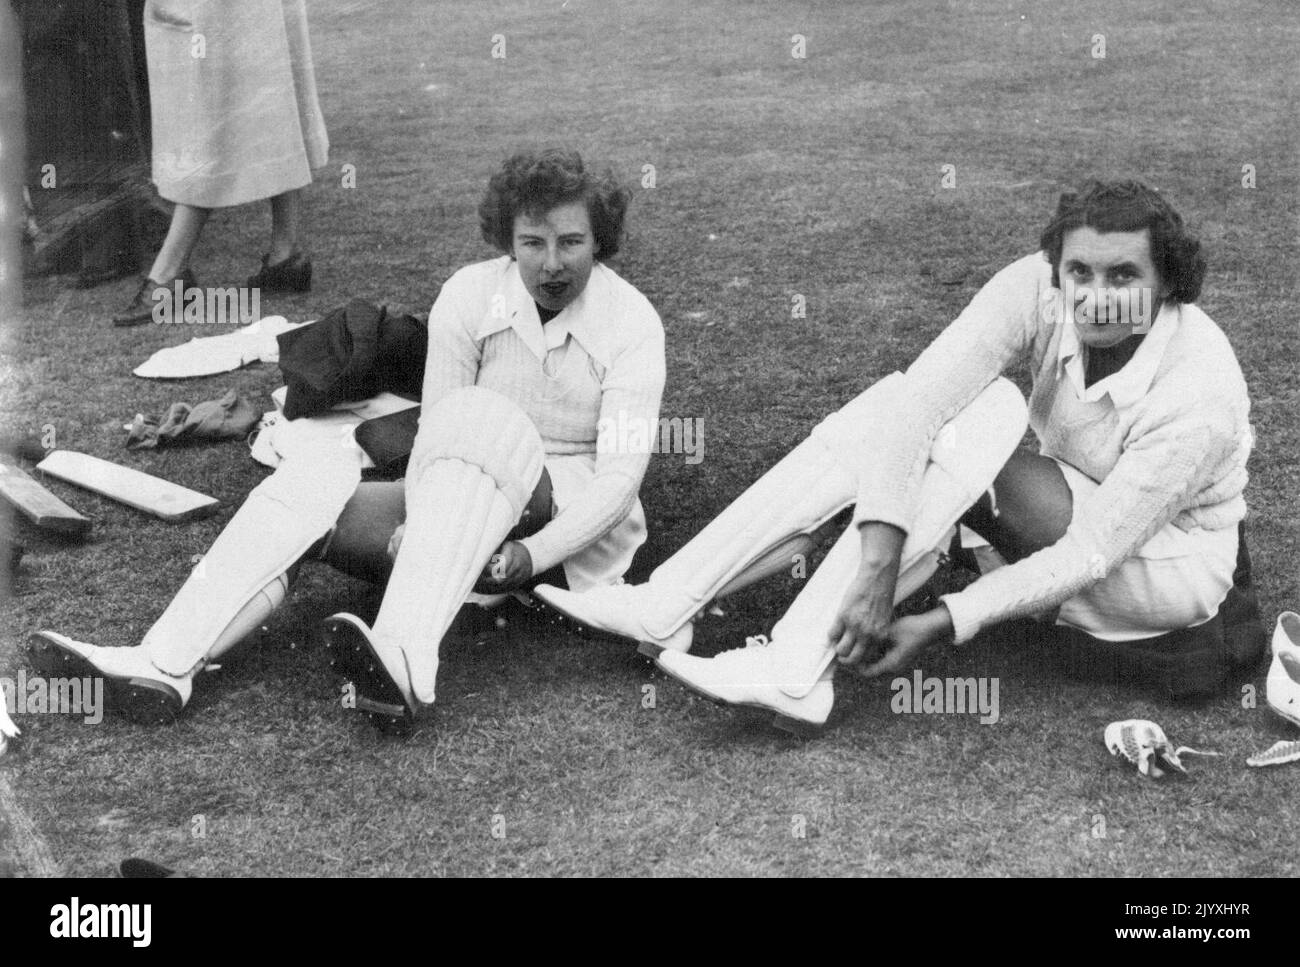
[
  {"x1": 478, "y1": 149, "x2": 630, "y2": 259},
  {"x1": 1039, "y1": 179, "x2": 1206, "y2": 303}
]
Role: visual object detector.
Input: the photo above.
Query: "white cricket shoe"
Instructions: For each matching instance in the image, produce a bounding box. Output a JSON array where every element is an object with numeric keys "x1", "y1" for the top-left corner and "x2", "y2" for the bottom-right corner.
[
  {"x1": 652, "y1": 635, "x2": 833, "y2": 735},
  {"x1": 1266, "y1": 611, "x2": 1300, "y2": 728},
  {"x1": 26, "y1": 631, "x2": 190, "y2": 723},
  {"x1": 533, "y1": 583, "x2": 693, "y2": 652}
]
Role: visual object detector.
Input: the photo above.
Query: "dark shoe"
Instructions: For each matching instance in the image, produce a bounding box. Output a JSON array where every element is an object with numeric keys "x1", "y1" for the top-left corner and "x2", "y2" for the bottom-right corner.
[
  {"x1": 1221, "y1": 520, "x2": 1267, "y2": 671},
  {"x1": 321, "y1": 613, "x2": 415, "y2": 735},
  {"x1": 247, "y1": 251, "x2": 312, "y2": 292},
  {"x1": 120, "y1": 857, "x2": 192, "y2": 878},
  {"x1": 110, "y1": 270, "x2": 198, "y2": 328}
]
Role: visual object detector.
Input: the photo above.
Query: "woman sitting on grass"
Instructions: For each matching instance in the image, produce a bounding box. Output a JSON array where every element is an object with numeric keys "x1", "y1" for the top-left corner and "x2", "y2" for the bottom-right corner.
[
  {"x1": 31, "y1": 149, "x2": 666, "y2": 734},
  {"x1": 536, "y1": 179, "x2": 1261, "y2": 733}
]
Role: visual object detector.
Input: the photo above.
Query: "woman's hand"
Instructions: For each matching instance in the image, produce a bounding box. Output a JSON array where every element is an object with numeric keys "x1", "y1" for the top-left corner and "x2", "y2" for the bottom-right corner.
[
  {"x1": 828, "y1": 570, "x2": 897, "y2": 667},
  {"x1": 856, "y1": 606, "x2": 955, "y2": 678},
  {"x1": 475, "y1": 540, "x2": 533, "y2": 593},
  {"x1": 827, "y1": 521, "x2": 906, "y2": 666}
]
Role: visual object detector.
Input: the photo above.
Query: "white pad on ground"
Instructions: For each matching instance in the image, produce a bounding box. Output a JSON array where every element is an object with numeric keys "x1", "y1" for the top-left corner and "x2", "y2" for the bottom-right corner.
[{"x1": 133, "y1": 316, "x2": 305, "y2": 378}]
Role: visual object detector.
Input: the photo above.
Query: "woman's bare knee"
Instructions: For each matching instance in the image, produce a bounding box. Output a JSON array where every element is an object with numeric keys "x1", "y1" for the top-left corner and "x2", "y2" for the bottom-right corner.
[
  {"x1": 987, "y1": 452, "x2": 1073, "y2": 557},
  {"x1": 322, "y1": 482, "x2": 406, "y2": 582}
]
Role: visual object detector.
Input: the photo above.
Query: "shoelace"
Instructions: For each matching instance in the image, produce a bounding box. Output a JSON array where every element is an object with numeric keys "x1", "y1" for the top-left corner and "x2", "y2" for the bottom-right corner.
[{"x1": 713, "y1": 633, "x2": 771, "y2": 660}]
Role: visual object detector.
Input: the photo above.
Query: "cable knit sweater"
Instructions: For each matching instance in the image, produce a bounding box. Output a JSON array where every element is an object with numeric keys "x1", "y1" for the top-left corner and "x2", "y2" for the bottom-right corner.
[
  {"x1": 411, "y1": 256, "x2": 666, "y2": 577},
  {"x1": 850, "y1": 252, "x2": 1252, "y2": 644}
]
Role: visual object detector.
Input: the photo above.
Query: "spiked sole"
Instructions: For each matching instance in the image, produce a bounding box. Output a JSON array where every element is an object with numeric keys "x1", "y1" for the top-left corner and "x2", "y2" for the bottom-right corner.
[
  {"x1": 25, "y1": 632, "x2": 182, "y2": 725},
  {"x1": 530, "y1": 592, "x2": 640, "y2": 646},
  {"x1": 531, "y1": 599, "x2": 595, "y2": 641},
  {"x1": 648, "y1": 652, "x2": 825, "y2": 737},
  {"x1": 535, "y1": 592, "x2": 695, "y2": 655},
  {"x1": 320, "y1": 614, "x2": 414, "y2": 736}
]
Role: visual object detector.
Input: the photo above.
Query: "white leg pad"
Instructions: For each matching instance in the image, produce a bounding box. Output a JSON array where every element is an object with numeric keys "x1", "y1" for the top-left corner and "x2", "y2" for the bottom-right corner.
[
  {"x1": 639, "y1": 372, "x2": 908, "y2": 638},
  {"x1": 766, "y1": 376, "x2": 1029, "y2": 689},
  {"x1": 145, "y1": 453, "x2": 363, "y2": 677},
  {"x1": 205, "y1": 571, "x2": 294, "y2": 663},
  {"x1": 370, "y1": 387, "x2": 544, "y2": 705}
]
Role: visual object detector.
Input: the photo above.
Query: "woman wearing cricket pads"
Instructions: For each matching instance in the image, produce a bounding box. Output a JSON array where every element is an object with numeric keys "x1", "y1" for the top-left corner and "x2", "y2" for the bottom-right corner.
[
  {"x1": 31, "y1": 149, "x2": 665, "y2": 733},
  {"x1": 537, "y1": 180, "x2": 1255, "y2": 732}
]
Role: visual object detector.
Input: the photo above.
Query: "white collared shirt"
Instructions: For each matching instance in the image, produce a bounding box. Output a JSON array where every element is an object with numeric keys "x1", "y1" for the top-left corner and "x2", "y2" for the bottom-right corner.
[{"x1": 472, "y1": 254, "x2": 623, "y2": 373}]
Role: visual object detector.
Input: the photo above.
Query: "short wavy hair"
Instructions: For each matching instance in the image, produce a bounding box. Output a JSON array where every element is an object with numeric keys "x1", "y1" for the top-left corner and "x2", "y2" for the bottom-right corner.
[
  {"x1": 1039, "y1": 179, "x2": 1206, "y2": 303},
  {"x1": 478, "y1": 149, "x2": 630, "y2": 259}
]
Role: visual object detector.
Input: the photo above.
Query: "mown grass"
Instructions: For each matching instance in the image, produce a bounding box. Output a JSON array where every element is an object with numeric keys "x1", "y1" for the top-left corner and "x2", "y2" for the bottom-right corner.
[{"x1": 0, "y1": 0, "x2": 1296, "y2": 876}]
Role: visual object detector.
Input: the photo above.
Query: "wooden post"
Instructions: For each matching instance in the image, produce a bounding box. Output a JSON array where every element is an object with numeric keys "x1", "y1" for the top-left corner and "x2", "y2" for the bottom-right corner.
[{"x1": 1, "y1": 0, "x2": 25, "y2": 594}]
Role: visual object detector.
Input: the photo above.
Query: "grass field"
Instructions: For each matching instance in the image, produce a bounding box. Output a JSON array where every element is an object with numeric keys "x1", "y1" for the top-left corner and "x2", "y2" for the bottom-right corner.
[{"x1": 1, "y1": 0, "x2": 1297, "y2": 876}]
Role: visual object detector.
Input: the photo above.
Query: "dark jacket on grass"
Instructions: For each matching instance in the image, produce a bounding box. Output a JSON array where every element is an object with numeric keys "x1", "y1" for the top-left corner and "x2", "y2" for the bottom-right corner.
[{"x1": 276, "y1": 300, "x2": 426, "y2": 420}]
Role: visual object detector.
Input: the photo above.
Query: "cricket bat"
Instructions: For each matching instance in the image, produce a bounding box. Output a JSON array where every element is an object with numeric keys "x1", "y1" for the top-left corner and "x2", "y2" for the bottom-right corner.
[{"x1": 35, "y1": 450, "x2": 219, "y2": 522}]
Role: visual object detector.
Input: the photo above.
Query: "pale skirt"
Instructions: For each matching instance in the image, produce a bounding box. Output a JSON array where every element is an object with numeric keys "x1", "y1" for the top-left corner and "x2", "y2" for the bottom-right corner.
[
  {"x1": 1052, "y1": 460, "x2": 1239, "y2": 642},
  {"x1": 145, "y1": 0, "x2": 328, "y2": 207}
]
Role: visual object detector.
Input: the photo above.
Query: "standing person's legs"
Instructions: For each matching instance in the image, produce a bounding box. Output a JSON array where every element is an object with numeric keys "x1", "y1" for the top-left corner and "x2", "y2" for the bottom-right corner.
[
  {"x1": 148, "y1": 203, "x2": 210, "y2": 282},
  {"x1": 112, "y1": 203, "x2": 210, "y2": 326},
  {"x1": 248, "y1": 189, "x2": 312, "y2": 290},
  {"x1": 268, "y1": 189, "x2": 302, "y2": 264}
]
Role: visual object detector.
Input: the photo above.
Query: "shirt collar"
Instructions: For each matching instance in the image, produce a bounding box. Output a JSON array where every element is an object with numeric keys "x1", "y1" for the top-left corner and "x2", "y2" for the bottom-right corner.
[
  {"x1": 474, "y1": 259, "x2": 615, "y2": 369},
  {"x1": 1056, "y1": 299, "x2": 1180, "y2": 407}
]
